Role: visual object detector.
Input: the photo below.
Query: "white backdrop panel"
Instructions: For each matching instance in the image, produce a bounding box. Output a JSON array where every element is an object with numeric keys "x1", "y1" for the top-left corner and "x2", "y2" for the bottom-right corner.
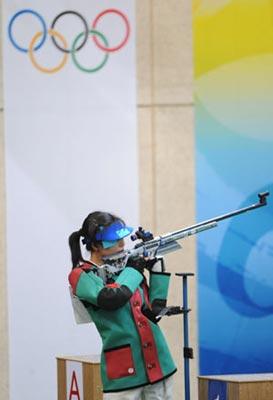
[{"x1": 3, "y1": 1, "x2": 138, "y2": 399}]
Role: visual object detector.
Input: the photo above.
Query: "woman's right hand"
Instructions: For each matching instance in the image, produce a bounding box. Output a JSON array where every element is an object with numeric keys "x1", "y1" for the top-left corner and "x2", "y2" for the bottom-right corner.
[{"x1": 126, "y1": 256, "x2": 158, "y2": 273}]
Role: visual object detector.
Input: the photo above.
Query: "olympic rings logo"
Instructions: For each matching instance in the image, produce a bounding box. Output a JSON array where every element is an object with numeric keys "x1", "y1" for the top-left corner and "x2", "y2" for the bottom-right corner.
[{"x1": 8, "y1": 9, "x2": 131, "y2": 74}]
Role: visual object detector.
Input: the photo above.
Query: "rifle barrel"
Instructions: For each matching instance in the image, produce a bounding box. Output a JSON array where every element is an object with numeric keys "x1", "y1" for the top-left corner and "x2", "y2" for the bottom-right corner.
[
  {"x1": 152, "y1": 191, "x2": 269, "y2": 244},
  {"x1": 106, "y1": 192, "x2": 270, "y2": 262}
]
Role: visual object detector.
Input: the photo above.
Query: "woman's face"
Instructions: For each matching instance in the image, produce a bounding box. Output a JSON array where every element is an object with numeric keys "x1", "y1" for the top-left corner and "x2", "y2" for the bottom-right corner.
[{"x1": 97, "y1": 239, "x2": 125, "y2": 257}]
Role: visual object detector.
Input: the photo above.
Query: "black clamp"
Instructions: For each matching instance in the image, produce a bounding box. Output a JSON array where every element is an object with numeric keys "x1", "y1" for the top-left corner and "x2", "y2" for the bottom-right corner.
[{"x1": 184, "y1": 347, "x2": 194, "y2": 359}]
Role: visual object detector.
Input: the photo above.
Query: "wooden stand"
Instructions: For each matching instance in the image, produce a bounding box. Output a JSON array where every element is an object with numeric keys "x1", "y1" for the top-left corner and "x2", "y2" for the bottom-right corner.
[
  {"x1": 57, "y1": 355, "x2": 103, "y2": 400},
  {"x1": 199, "y1": 373, "x2": 273, "y2": 400}
]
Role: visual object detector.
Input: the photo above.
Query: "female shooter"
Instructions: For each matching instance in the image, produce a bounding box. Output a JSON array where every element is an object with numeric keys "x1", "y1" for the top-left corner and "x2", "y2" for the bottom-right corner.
[{"x1": 68, "y1": 211, "x2": 176, "y2": 399}]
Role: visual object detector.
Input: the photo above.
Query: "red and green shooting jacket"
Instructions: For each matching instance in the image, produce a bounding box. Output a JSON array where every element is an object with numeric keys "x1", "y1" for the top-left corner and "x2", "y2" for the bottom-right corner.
[{"x1": 68, "y1": 262, "x2": 177, "y2": 393}]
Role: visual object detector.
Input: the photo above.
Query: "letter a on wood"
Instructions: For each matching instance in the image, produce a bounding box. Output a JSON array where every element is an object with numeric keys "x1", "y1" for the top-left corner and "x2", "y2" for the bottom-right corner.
[{"x1": 69, "y1": 370, "x2": 80, "y2": 400}]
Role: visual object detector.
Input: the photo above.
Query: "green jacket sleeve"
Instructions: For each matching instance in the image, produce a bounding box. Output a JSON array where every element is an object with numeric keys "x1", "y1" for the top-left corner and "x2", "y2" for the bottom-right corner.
[
  {"x1": 149, "y1": 271, "x2": 171, "y2": 304},
  {"x1": 68, "y1": 266, "x2": 143, "y2": 310}
]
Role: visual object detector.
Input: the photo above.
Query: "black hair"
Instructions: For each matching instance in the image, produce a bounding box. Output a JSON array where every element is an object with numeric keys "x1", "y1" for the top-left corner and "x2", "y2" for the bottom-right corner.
[{"x1": 68, "y1": 211, "x2": 125, "y2": 268}]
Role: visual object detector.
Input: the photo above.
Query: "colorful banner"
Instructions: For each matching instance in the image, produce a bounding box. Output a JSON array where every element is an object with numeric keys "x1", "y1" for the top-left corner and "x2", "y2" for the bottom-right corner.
[
  {"x1": 3, "y1": 1, "x2": 137, "y2": 399},
  {"x1": 193, "y1": 0, "x2": 273, "y2": 374}
]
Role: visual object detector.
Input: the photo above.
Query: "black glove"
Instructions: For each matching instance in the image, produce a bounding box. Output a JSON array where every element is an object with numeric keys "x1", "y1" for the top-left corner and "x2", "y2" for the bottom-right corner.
[
  {"x1": 126, "y1": 256, "x2": 158, "y2": 273},
  {"x1": 141, "y1": 300, "x2": 165, "y2": 324},
  {"x1": 144, "y1": 257, "x2": 158, "y2": 271},
  {"x1": 126, "y1": 256, "x2": 146, "y2": 273}
]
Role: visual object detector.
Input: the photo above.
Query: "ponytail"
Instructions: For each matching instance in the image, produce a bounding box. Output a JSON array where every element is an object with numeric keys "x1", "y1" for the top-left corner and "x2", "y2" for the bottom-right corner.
[
  {"x1": 68, "y1": 230, "x2": 85, "y2": 268},
  {"x1": 68, "y1": 211, "x2": 125, "y2": 269}
]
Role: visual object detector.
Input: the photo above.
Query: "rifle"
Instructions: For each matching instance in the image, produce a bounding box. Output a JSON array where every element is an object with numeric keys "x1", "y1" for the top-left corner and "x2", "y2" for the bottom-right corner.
[{"x1": 103, "y1": 192, "x2": 269, "y2": 265}]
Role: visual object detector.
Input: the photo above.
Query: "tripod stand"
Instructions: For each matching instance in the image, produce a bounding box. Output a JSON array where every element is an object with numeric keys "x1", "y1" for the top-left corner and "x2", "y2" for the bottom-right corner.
[
  {"x1": 175, "y1": 273, "x2": 194, "y2": 400},
  {"x1": 156, "y1": 272, "x2": 195, "y2": 400}
]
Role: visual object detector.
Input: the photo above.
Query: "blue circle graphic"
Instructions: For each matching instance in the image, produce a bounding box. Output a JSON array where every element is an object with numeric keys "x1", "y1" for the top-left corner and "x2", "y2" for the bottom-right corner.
[
  {"x1": 217, "y1": 185, "x2": 273, "y2": 318},
  {"x1": 8, "y1": 9, "x2": 47, "y2": 53}
]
